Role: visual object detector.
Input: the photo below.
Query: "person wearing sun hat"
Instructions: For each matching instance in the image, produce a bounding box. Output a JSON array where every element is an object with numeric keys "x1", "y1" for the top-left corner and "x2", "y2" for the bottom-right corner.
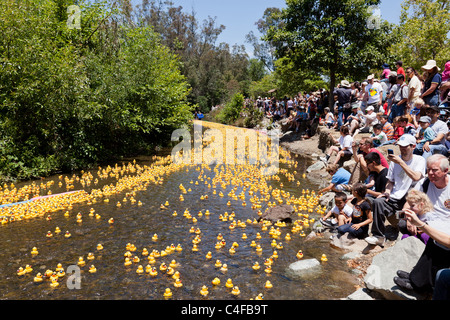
[
  {"x1": 420, "y1": 60, "x2": 442, "y2": 107},
  {"x1": 365, "y1": 134, "x2": 426, "y2": 246},
  {"x1": 333, "y1": 80, "x2": 353, "y2": 129}
]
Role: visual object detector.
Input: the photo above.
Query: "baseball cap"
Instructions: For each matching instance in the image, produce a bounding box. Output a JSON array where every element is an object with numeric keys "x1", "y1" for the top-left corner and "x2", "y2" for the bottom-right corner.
[
  {"x1": 366, "y1": 106, "x2": 374, "y2": 112},
  {"x1": 419, "y1": 116, "x2": 431, "y2": 123},
  {"x1": 397, "y1": 134, "x2": 416, "y2": 147}
]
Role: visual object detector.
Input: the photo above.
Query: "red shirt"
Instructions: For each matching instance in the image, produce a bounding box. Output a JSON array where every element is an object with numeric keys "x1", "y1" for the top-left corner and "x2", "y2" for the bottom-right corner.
[
  {"x1": 397, "y1": 67, "x2": 405, "y2": 77},
  {"x1": 368, "y1": 148, "x2": 389, "y2": 168}
]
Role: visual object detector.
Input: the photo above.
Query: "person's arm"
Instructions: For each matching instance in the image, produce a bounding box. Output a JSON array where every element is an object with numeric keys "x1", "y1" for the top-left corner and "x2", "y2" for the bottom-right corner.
[
  {"x1": 377, "y1": 179, "x2": 394, "y2": 199},
  {"x1": 318, "y1": 183, "x2": 335, "y2": 195},
  {"x1": 405, "y1": 209, "x2": 450, "y2": 248},
  {"x1": 353, "y1": 210, "x2": 373, "y2": 230},
  {"x1": 387, "y1": 155, "x2": 424, "y2": 182},
  {"x1": 420, "y1": 83, "x2": 439, "y2": 99}
]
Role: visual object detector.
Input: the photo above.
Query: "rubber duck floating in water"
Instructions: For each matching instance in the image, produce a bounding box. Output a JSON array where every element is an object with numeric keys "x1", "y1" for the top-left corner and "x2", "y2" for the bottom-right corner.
[
  {"x1": 163, "y1": 288, "x2": 172, "y2": 298},
  {"x1": 33, "y1": 273, "x2": 43, "y2": 283},
  {"x1": 231, "y1": 286, "x2": 240, "y2": 296},
  {"x1": 89, "y1": 265, "x2": 97, "y2": 273},
  {"x1": 321, "y1": 254, "x2": 328, "y2": 262},
  {"x1": 31, "y1": 247, "x2": 39, "y2": 256},
  {"x1": 212, "y1": 277, "x2": 221, "y2": 286},
  {"x1": 265, "y1": 281, "x2": 273, "y2": 289},
  {"x1": 225, "y1": 278, "x2": 234, "y2": 288},
  {"x1": 200, "y1": 285, "x2": 209, "y2": 296},
  {"x1": 174, "y1": 278, "x2": 183, "y2": 288},
  {"x1": 97, "y1": 243, "x2": 103, "y2": 251},
  {"x1": 296, "y1": 250, "x2": 304, "y2": 259}
]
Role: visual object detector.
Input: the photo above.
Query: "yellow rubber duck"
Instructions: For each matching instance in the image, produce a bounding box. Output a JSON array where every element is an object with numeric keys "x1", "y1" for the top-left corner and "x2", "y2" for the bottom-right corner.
[
  {"x1": 31, "y1": 247, "x2": 39, "y2": 256},
  {"x1": 175, "y1": 244, "x2": 182, "y2": 252},
  {"x1": 285, "y1": 233, "x2": 292, "y2": 241},
  {"x1": 220, "y1": 264, "x2": 228, "y2": 272},
  {"x1": 50, "y1": 278, "x2": 59, "y2": 288},
  {"x1": 265, "y1": 266, "x2": 272, "y2": 274},
  {"x1": 141, "y1": 248, "x2": 149, "y2": 256},
  {"x1": 57, "y1": 269, "x2": 65, "y2": 278},
  {"x1": 160, "y1": 263, "x2": 167, "y2": 272},
  {"x1": 17, "y1": 267, "x2": 26, "y2": 276},
  {"x1": 252, "y1": 262, "x2": 261, "y2": 271},
  {"x1": 77, "y1": 257, "x2": 86, "y2": 267},
  {"x1": 172, "y1": 271, "x2": 180, "y2": 280},
  {"x1": 215, "y1": 260, "x2": 222, "y2": 268},
  {"x1": 64, "y1": 231, "x2": 71, "y2": 238},
  {"x1": 97, "y1": 243, "x2": 103, "y2": 251},
  {"x1": 174, "y1": 278, "x2": 183, "y2": 288},
  {"x1": 136, "y1": 265, "x2": 144, "y2": 274},
  {"x1": 255, "y1": 293, "x2": 264, "y2": 300},
  {"x1": 265, "y1": 280, "x2": 273, "y2": 289},
  {"x1": 296, "y1": 250, "x2": 304, "y2": 259},
  {"x1": 200, "y1": 285, "x2": 209, "y2": 296},
  {"x1": 152, "y1": 234, "x2": 158, "y2": 241},
  {"x1": 149, "y1": 267, "x2": 158, "y2": 277},
  {"x1": 124, "y1": 258, "x2": 132, "y2": 267},
  {"x1": 321, "y1": 254, "x2": 328, "y2": 262},
  {"x1": 89, "y1": 265, "x2": 97, "y2": 273},
  {"x1": 225, "y1": 278, "x2": 234, "y2": 288},
  {"x1": 255, "y1": 245, "x2": 262, "y2": 253},
  {"x1": 24, "y1": 264, "x2": 33, "y2": 273},
  {"x1": 33, "y1": 273, "x2": 43, "y2": 283},
  {"x1": 205, "y1": 251, "x2": 212, "y2": 260},
  {"x1": 87, "y1": 253, "x2": 95, "y2": 261},
  {"x1": 133, "y1": 256, "x2": 140, "y2": 263},
  {"x1": 46, "y1": 231, "x2": 53, "y2": 238},
  {"x1": 212, "y1": 277, "x2": 221, "y2": 286},
  {"x1": 231, "y1": 286, "x2": 240, "y2": 296},
  {"x1": 163, "y1": 288, "x2": 172, "y2": 298},
  {"x1": 55, "y1": 227, "x2": 61, "y2": 234},
  {"x1": 229, "y1": 247, "x2": 236, "y2": 254},
  {"x1": 108, "y1": 218, "x2": 114, "y2": 224},
  {"x1": 169, "y1": 260, "x2": 177, "y2": 268},
  {"x1": 242, "y1": 233, "x2": 247, "y2": 240}
]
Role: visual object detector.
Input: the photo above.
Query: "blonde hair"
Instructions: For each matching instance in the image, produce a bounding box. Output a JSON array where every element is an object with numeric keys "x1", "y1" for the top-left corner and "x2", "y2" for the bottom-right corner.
[{"x1": 406, "y1": 189, "x2": 434, "y2": 214}]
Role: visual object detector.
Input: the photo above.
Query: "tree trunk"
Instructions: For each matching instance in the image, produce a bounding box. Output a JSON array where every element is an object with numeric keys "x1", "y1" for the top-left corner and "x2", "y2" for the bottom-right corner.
[{"x1": 329, "y1": 69, "x2": 336, "y2": 112}]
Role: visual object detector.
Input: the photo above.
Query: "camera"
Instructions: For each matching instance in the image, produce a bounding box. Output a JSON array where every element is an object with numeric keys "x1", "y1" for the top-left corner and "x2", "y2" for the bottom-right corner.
[
  {"x1": 388, "y1": 149, "x2": 394, "y2": 155},
  {"x1": 396, "y1": 210, "x2": 405, "y2": 220}
]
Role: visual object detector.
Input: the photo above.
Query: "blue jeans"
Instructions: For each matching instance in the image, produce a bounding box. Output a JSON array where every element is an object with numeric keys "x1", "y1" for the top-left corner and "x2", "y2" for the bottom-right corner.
[
  {"x1": 337, "y1": 223, "x2": 367, "y2": 239},
  {"x1": 337, "y1": 105, "x2": 351, "y2": 130},
  {"x1": 423, "y1": 94, "x2": 440, "y2": 107},
  {"x1": 388, "y1": 103, "x2": 405, "y2": 123},
  {"x1": 422, "y1": 144, "x2": 449, "y2": 159},
  {"x1": 433, "y1": 269, "x2": 450, "y2": 300}
]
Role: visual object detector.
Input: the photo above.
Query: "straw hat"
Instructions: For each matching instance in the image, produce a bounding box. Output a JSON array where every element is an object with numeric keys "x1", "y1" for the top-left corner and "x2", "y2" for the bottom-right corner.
[{"x1": 421, "y1": 60, "x2": 441, "y2": 72}]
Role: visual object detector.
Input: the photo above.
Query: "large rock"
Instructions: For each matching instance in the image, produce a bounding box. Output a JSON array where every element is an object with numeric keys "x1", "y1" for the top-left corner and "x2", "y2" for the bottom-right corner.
[
  {"x1": 258, "y1": 204, "x2": 295, "y2": 223},
  {"x1": 285, "y1": 259, "x2": 322, "y2": 279},
  {"x1": 306, "y1": 160, "x2": 326, "y2": 173},
  {"x1": 363, "y1": 237, "x2": 426, "y2": 300}
]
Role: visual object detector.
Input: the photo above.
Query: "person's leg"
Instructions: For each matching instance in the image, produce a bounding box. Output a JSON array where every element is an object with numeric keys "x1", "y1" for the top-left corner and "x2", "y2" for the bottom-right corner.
[
  {"x1": 422, "y1": 144, "x2": 449, "y2": 159},
  {"x1": 333, "y1": 150, "x2": 344, "y2": 165},
  {"x1": 433, "y1": 269, "x2": 450, "y2": 300}
]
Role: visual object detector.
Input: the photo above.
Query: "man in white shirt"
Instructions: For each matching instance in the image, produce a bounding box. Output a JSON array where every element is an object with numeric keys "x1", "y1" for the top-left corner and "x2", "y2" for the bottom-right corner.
[
  {"x1": 422, "y1": 105, "x2": 449, "y2": 159},
  {"x1": 364, "y1": 74, "x2": 383, "y2": 112},
  {"x1": 365, "y1": 134, "x2": 427, "y2": 246},
  {"x1": 406, "y1": 67, "x2": 421, "y2": 109}
]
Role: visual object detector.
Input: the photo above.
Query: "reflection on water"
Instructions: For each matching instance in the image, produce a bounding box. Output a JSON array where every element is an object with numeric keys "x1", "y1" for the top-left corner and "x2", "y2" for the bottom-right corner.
[{"x1": 0, "y1": 151, "x2": 357, "y2": 300}]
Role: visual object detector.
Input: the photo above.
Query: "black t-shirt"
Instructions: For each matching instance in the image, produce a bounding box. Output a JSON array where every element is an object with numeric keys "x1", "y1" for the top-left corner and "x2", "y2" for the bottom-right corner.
[
  {"x1": 373, "y1": 167, "x2": 388, "y2": 193},
  {"x1": 350, "y1": 198, "x2": 371, "y2": 227},
  {"x1": 334, "y1": 88, "x2": 352, "y2": 105}
]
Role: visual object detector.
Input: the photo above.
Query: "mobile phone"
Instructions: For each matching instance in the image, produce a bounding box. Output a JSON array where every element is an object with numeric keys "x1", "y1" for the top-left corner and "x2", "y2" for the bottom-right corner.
[
  {"x1": 388, "y1": 149, "x2": 394, "y2": 155},
  {"x1": 396, "y1": 211, "x2": 405, "y2": 220}
]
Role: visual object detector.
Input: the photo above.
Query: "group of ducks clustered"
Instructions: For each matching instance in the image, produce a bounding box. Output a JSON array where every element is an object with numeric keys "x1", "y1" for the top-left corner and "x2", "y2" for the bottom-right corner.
[{"x1": 5, "y1": 124, "x2": 330, "y2": 300}]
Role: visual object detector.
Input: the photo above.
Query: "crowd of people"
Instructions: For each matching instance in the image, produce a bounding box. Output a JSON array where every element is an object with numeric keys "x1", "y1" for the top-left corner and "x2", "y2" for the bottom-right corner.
[{"x1": 311, "y1": 60, "x2": 450, "y2": 300}]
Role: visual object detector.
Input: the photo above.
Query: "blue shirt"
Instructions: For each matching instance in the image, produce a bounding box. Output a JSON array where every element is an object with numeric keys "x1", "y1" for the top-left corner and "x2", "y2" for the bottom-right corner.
[{"x1": 331, "y1": 168, "x2": 351, "y2": 186}]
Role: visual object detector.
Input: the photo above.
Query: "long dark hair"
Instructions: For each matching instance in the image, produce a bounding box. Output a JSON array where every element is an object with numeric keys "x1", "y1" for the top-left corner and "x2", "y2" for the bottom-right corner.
[{"x1": 406, "y1": 67, "x2": 419, "y2": 78}]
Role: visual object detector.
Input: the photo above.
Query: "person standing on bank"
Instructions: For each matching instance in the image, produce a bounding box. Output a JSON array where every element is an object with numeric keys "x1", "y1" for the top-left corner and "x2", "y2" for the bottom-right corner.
[
  {"x1": 420, "y1": 60, "x2": 442, "y2": 107},
  {"x1": 365, "y1": 134, "x2": 427, "y2": 246},
  {"x1": 334, "y1": 80, "x2": 353, "y2": 130},
  {"x1": 364, "y1": 74, "x2": 384, "y2": 113}
]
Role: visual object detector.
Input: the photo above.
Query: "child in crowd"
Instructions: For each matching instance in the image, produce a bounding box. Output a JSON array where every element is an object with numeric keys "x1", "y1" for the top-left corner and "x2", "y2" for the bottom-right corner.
[
  {"x1": 439, "y1": 61, "x2": 450, "y2": 108},
  {"x1": 323, "y1": 107, "x2": 336, "y2": 129},
  {"x1": 320, "y1": 192, "x2": 353, "y2": 229},
  {"x1": 371, "y1": 123, "x2": 388, "y2": 147},
  {"x1": 320, "y1": 126, "x2": 353, "y2": 165},
  {"x1": 414, "y1": 116, "x2": 437, "y2": 155},
  {"x1": 337, "y1": 183, "x2": 373, "y2": 239},
  {"x1": 398, "y1": 189, "x2": 434, "y2": 244},
  {"x1": 318, "y1": 164, "x2": 351, "y2": 195}
]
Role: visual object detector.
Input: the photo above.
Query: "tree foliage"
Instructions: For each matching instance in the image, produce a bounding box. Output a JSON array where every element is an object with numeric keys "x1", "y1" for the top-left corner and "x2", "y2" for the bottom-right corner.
[
  {"x1": 0, "y1": 0, "x2": 192, "y2": 180},
  {"x1": 395, "y1": 0, "x2": 450, "y2": 71},
  {"x1": 265, "y1": 0, "x2": 397, "y2": 107}
]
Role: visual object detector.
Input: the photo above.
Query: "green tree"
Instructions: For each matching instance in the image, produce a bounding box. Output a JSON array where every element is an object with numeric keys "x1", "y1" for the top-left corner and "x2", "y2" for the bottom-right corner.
[
  {"x1": 396, "y1": 0, "x2": 450, "y2": 71},
  {"x1": 265, "y1": 0, "x2": 396, "y2": 108}
]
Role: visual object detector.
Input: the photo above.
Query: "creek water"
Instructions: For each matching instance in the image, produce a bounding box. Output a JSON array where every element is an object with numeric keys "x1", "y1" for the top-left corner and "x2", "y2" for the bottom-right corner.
[{"x1": 0, "y1": 140, "x2": 358, "y2": 300}]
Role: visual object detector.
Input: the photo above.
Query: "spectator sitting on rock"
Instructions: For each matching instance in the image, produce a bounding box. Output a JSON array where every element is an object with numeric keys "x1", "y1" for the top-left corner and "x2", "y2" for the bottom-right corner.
[
  {"x1": 393, "y1": 208, "x2": 450, "y2": 298},
  {"x1": 371, "y1": 123, "x2": 388, "y2": 147},
  {"x1": 421, "y1": 105, "x2": 449, "y2": 159},
  {"x1": 393, "y1": 154, "x2": 450, "y2": 297},
  {"x1": 319, "y1": 192, "x2": 353, "y2": 229},
  {"x1": 318, "y1": 164, "x2": 351, "y2": 195},
  {"x1": 364, "y1": 152, "x2": 389, "y2": 199},
  {"x1": 353, "y1": 105, "x2": 378, "y2": 136},
  {"x1": 352, "y1": 137, "x2": 389, "y2": 176},
  {"x1": 398, "y1": 189, "x2": 434, "y2": 244},
  {"x1": 365, "y1": 134, "x2": 427, "y2": 247},
  {"x1": 320, "y1": 126, "x2": 353, "y2": 165},
  {"x1": 336, "y1": 183, "x2": 373, "y2": 239}
]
